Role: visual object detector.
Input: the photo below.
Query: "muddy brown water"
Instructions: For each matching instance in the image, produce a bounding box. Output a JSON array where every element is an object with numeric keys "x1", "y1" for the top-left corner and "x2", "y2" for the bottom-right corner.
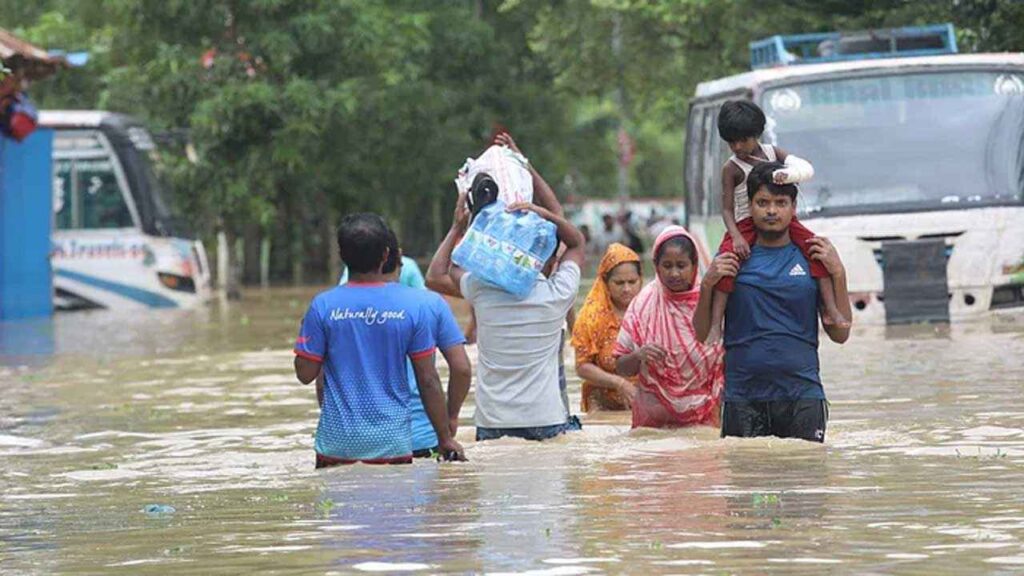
[{"x1": 2, "y1": 288, "x2": 1024, "y2": 574}]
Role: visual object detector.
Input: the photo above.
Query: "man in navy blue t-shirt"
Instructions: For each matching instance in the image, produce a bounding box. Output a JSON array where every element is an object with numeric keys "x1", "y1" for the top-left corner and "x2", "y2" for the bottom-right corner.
[{"x1": 694, "y1": 161, "x2": 852, "y2": 442}]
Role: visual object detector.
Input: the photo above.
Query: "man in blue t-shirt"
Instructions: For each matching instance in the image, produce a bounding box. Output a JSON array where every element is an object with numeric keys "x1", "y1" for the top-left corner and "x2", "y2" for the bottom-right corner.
[
  {"x1": 334, "y1": 232, "x2": 472, "y2": 458},
  {"x1": 293, "y1": 213, "x2": 466, "y2": 466},
  {"x1": 694, "y1": 161, "x2": 852, "y2": 443}
]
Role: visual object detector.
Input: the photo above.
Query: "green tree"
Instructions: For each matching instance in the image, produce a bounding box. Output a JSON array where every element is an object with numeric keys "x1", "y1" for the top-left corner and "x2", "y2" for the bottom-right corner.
[{"x1": 6, "y1": 0, "x2": 1024, "y2": 285}]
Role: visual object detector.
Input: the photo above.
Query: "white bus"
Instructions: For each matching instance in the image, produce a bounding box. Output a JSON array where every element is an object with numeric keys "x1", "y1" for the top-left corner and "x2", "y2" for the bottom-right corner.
[
  {"x1": 685, "y1": 52, "x2": 1024, "y2": 324},
  {"x1": 42, "y1": 111, "x2": 212, "y2": 310}
]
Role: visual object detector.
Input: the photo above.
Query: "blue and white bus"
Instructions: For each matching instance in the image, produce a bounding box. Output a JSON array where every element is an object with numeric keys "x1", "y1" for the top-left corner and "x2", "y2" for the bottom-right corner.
[{"x1": 42, "y1": 111, "x2": 211, "y2": 310}]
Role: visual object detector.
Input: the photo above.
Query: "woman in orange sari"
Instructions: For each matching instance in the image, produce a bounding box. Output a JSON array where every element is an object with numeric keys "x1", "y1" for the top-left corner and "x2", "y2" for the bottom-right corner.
[{"x1": 572, "y1": 243, "x2": 643, "y2": 412}]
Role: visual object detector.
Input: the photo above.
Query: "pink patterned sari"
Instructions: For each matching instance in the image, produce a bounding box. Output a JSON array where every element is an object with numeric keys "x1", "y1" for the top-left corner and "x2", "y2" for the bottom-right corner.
[{"x1": 612, "y1": 226, "x2": 725, "y2": 428}]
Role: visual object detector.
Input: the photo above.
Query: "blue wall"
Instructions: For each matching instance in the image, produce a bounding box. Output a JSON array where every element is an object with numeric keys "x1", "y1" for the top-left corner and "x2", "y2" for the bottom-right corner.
[{"x1": 0, "y1": 128, "x2": 54, "y2": 320}]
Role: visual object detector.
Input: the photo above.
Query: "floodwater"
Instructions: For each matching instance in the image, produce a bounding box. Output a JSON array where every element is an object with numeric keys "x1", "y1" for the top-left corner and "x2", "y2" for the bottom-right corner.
[{"x1": 2, "y1": 288, "x2": 1024, "y2": 575}]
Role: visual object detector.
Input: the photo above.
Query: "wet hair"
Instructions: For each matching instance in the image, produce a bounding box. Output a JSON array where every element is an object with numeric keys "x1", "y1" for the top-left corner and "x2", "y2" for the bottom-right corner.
[
  {"x1": 337, "y1": 213, "x2": 390, "y2": 274},
  {"x1": 717, "y1": 100, "x2": 766, "y2": 143},
  {"x1": 604, "y1": 261, "x2": 641, "y2": 282},
  {"x1": 468, "y1": 173, "x2": 500, "y2": 217},
  {"x1": 746, "y1": 161, "x2": 798, "y2": 201},
  {"x1": 381, "y1": 228, "x2": 400, "y2": 275},
  {"x1": 654, "y1": 235, "x2": 697, "y2": 265}
]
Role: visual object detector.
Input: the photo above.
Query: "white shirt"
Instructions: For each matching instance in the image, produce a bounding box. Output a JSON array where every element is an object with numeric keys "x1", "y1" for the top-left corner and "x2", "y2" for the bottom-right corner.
[
  {"x1": 729, "y1": 143, "x2": 777, "y2": 221},
  {"x1": 461, "y1": 261, "x2": 581, "y2": 428}
]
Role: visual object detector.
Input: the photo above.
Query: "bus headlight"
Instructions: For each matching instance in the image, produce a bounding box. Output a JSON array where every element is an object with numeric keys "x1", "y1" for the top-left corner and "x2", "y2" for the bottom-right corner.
[{"x1": 158, "y1": 272, "x2": 196, "y2": 293}]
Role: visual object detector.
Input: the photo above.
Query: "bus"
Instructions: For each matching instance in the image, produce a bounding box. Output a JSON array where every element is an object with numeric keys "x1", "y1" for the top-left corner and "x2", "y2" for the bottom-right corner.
[
  {"x1": 684, "y1": 28, "x2": 1024, "y2": 324},
  {"x1": 42, "y1": 111, "x2": 212, "y2": 310}
]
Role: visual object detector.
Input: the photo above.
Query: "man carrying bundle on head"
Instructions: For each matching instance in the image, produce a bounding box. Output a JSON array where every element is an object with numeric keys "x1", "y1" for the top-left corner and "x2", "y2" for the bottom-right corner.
[{"x1": 427, "y1": 133, "x2": 585, "y2": 441}]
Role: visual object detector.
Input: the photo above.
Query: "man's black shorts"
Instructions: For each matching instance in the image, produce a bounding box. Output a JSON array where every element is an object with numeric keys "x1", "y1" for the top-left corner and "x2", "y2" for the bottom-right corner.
[{"x1": 721, "y1": 399, "x2": 829, "y2": 443}]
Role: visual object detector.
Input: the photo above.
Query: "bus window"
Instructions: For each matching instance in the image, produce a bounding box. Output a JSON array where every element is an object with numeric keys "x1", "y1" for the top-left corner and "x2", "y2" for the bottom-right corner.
[
  {"x1": 54, "y1": 159, "x2": 73, "y2": 230},
  {"x1": 685, "y1": 104, "x2": 706, "y2": 217},
  {"x1": 52, "y1": 131, "x2": 136, "y2": 230},
  {"x1": 711, "y1": 105, "x2": 734, "y2": 217},
  {"x1": 75, "y1": 158, "x2": 134, "y2": 229},
  {"x1": 700, "y1": 107, "x2": 719, "y2": 217}
]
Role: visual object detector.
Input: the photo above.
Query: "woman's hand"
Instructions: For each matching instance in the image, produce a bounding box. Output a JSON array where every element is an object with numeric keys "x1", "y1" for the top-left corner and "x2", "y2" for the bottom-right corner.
[
  {"x1": 616, "y1": 378, "x2": 637, "y2": 409},
  {"x1": 635, "y1": 344, "x2": 667, "y2": 366}
]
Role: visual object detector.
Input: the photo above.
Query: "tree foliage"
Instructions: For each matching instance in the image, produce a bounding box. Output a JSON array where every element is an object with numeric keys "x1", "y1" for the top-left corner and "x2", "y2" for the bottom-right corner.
[{"x1": 3, "y1": 0, "x2": 1024, "y2": 283}]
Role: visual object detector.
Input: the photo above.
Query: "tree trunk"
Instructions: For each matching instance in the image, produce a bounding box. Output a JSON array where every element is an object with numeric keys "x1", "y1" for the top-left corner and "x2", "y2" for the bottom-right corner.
[
  {"x1": 242, "y1": 222, "x2": 261, "y2": 285},
  {"x1": 215, "y1": 225, "x2": 242, "y2": 299},
  {"x1": 317, "y1": 189, "x2": 340, "y2": 284},
  {"x1": 232, "y1": 236, "x2": 244, "y2": 298},
  {"x1": 289, "y1": 196, "x2": 305, "y2": 286},
  {"x1": 260, "y1": 236, "x2": 271, "y2": 289},
  {"x1": 216, "y1": 228, "x2": 229, "y2": 293}
]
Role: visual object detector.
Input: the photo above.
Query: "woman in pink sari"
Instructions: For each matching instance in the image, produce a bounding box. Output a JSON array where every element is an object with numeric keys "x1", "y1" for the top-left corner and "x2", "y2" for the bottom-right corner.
[{"x1": 613, "y1": 226, "x2": 725, "y2": 428}]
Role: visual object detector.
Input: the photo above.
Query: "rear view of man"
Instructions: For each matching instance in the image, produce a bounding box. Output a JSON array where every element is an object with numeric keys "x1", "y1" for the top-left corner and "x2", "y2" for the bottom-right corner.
[
  {"x1": 294, "y1": 213, "x2": 465, "y2": 465},
  {"x1": 428, "y1": 196, "x2": 586, "y2": 442},
  {"x1": 330, "y1": 228, "x2": 472, "y2": 458}
]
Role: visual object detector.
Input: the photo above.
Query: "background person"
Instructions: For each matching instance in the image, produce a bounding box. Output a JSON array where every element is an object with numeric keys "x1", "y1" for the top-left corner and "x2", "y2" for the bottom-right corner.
[{"x1": 572, "y1": 243, "x2": 642, "y2": 412}]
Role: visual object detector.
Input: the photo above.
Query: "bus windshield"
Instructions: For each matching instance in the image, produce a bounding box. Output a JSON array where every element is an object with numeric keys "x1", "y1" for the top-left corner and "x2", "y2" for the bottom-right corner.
[
  {"x1": 108, "y1": 123, "x2": 185, "y2": 238},
  {"x1": 762, "y1": 70, "x2": 1024, "y2": 215}
]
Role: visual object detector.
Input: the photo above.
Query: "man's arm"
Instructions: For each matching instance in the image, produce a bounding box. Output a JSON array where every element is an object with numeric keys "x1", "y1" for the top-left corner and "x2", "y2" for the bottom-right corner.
[
  {"x1": 426, "y1": 226, "x2": 466, "y2": 298},
  {"x1": 694, "y1": 253, "x2": 740, "y2": 342},
  {"x1": 425, "y1": 193, "x2": 470, "y2": 298},
  {"x1": 294, "y1": 356, "x2": 321, "y2": 384},
  {"x1": 807, "y1": 237, "x2": 853, "y2": 344},
  {"x1": 411, "y1": 354, "x2": 466, "y2": 460},
  {"x1": 529, "y1": 164, "x2": 564, "y2": 217},
  {"x1": 822, "y1": 273, "x2": 852, "y2": 344},
  {"x1": 294, "y1": 300, "x2": 327, "y2": 384},
  {"x1": 314, "y1": 371, "x2": 325, "y2": 406},
  {"x1": 440, "y1": 344, "x2": 471, "y2": 436}
]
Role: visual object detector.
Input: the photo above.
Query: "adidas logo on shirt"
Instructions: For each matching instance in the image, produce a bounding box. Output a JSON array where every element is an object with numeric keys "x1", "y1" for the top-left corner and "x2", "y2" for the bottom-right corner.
[{"x1": 789, "y1": 263, "x2": 807, "y2": 277}]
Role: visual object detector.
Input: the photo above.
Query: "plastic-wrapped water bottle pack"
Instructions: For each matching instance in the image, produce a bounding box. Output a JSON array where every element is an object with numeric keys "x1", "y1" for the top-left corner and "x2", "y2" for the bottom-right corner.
[{"x1": 452, "y1": 201, "x2": 557, "y2": 299}]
